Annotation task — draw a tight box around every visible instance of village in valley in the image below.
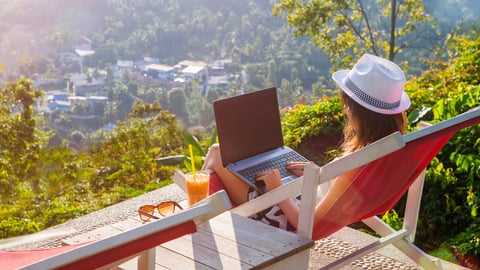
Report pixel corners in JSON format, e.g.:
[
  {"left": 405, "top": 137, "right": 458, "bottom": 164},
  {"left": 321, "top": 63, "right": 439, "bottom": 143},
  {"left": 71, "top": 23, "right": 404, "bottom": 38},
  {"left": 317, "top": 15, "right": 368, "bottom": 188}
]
[{"left": 29, "top": 37, "right": 236, "bottom": 133}]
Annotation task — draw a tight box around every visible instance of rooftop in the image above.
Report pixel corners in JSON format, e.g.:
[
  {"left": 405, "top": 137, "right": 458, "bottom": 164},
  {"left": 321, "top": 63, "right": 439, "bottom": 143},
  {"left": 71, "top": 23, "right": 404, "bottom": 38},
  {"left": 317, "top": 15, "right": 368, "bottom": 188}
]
[{"left": 145, "top": 64, "right": 175, "bottom": 72}]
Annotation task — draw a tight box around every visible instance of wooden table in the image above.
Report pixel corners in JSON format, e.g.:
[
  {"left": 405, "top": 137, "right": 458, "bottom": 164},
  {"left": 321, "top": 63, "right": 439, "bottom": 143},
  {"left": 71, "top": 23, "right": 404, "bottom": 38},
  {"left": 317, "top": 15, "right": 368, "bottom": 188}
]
[{"left": 63, "top": 211, "right": 314, "bottom": 269}]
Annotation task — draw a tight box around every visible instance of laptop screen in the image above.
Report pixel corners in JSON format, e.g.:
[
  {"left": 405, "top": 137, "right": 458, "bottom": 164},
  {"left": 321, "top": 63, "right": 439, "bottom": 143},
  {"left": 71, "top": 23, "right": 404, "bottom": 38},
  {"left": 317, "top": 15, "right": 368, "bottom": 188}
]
[{"left": 213, "top": 87, "right": 284, "bottom": 167}]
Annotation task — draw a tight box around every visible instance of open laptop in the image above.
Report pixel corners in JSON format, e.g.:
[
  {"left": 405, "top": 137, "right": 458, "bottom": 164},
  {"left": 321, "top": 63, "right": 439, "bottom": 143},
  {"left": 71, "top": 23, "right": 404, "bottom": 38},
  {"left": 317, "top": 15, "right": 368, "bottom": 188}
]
[{"left": 213, "top": 87, "right": 309, "bottom": 194}]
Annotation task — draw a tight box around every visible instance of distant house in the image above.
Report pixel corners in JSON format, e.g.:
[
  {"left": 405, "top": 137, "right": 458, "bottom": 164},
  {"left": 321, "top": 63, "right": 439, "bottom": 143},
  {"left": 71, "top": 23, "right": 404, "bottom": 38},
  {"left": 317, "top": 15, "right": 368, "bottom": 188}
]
[
  {"left": 75, "top": 47, "right": 95, "bottom": 71},
  {"left": 86, "top": 96, "right": 108, "bottom": 103},
  {"left": 70, "top": 73, "right": 106, "bottom": 96},
  {"left": 181, "top": 65, "right": 207, "bottom": 82},
  {"left": 45, "top": 91, "right": 71, "bottom": 111},
  {"left": 177, "top": 60, "right": 207, "bottom": 69},
  {"left": 135, "top": 57, "right": 160, "bottom": 71},
  {"left": 205, "top": 74, "right": 230, "bottom": 95},
  {"left": 143, "top": 64, "right": 175, "bottom": 80},
  {"left": 48, "top": 100, "right": 71, "bottom": 111},
  {"left": 116, "top": 60, "right": 134, "bottom": 71},
  {"left": 47, "top": 91, "right": 68, "bottom": 101},
  {"left": 210, "top": 59, "right": 232, "bottom": 76},
  {"left": 143, "top": 57, "right": 159, "bottom": 63}
]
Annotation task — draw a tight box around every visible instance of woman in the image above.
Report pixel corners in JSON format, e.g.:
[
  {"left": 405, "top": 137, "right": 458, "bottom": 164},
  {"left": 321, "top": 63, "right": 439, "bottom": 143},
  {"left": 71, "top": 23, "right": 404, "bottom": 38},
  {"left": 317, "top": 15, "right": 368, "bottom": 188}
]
[{"left": 202, "top": 54, "right": 410, "bottom": 231}]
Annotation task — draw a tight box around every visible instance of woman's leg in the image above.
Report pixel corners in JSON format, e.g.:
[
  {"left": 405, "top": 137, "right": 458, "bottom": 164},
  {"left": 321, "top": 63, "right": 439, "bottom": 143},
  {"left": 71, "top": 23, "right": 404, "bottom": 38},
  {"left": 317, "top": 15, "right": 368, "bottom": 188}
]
[{"left": 202, "top": 144, "right": 250, "bottom": 206}]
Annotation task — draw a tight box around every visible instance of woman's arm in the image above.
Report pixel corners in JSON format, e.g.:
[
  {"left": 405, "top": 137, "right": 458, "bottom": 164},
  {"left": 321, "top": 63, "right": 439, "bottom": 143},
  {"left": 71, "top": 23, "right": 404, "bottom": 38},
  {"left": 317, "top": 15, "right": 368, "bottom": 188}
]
[
  {"left": 255, "top": 169, "right": 301, "bottom": 227},
  {"left": 256, "top": 166, "right": 361, "bottom": 229}
]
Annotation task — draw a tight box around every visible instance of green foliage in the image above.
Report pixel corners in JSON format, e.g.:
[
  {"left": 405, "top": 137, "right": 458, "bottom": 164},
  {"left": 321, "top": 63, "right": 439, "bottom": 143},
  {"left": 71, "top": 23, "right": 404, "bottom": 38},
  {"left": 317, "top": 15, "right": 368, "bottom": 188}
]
[
  {"left": 273, "top": 0, "right": 435, "bottom": 67},
  {"left": 381, "top": 210, "right": 403, "bottom": 231},
  {"left": 449, "top": 224, "right": 480, "bottom": 258},
  {"left": 156, "top": 128, "right": 217, "bottom": 172},
  {"left": 0, "top": 90, "right": 185, "bottom": 238},
  {"left": 90, "top": 103, "right": 184, "bottom": 190},
  {"left": 40, "top": 198, "right": 88, "bottom": 228},
  {"left": 282, "top": 96, "right": 343, "bottom": 147},
  {"left": 0, "top": 217, "right": 39, "bottom": 238},
  {"left": 402, "top": 34, "right": 480, "bottom": 260},
  {"left": 281, "top": 96, "right": 344, "bottom": 164}
]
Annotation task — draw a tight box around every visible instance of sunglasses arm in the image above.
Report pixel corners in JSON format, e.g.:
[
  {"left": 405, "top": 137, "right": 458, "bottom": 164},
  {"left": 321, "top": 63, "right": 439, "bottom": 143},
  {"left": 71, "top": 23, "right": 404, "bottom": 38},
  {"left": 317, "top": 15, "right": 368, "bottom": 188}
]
[{"left": 138, "top": 210, "right": 160, "bottom": 220}]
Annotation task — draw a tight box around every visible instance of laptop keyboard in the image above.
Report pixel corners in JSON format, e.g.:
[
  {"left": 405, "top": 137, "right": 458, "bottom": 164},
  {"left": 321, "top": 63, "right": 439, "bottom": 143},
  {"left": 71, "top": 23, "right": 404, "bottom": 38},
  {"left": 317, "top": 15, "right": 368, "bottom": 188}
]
[{"left": 238, "top": 151, "right": 308, "bottom": 182}]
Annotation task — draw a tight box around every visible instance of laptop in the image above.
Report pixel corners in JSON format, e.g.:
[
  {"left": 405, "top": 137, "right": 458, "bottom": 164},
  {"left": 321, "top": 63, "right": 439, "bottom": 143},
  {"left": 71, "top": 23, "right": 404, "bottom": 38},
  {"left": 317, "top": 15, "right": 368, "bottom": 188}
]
[{"left": 213, "top": 87, "right": 309, "bottom": 194}]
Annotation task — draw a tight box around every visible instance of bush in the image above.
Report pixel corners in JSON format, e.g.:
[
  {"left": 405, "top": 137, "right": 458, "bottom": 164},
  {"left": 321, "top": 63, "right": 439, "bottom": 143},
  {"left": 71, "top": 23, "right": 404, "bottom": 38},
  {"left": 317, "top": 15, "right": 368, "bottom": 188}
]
[
  {"left": 0, "top": 217, "right": 39, "bottom": 238},
  {"left": 281, "top": 96, "right": 344, "bottom": 164}
]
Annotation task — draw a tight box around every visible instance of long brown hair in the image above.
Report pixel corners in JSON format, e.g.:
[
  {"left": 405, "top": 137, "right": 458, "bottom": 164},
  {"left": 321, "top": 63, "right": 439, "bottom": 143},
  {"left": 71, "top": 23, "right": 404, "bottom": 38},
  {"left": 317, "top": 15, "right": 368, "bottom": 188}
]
[{"left": 340, "top": 91, "right": 407, "bottom": 153}]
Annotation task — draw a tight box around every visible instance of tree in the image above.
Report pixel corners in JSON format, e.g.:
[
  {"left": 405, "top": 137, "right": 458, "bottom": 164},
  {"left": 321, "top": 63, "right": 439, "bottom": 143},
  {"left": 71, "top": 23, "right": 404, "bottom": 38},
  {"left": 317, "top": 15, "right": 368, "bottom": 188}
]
[
  {"left": 273, "top": 0, "right": 436, "bottom": 68},
  {"left": 0, "top": 78, "right": 44, "bottom": 199},
  {"left": 167, "top": 88, "right": 189, "bottom": 126}
]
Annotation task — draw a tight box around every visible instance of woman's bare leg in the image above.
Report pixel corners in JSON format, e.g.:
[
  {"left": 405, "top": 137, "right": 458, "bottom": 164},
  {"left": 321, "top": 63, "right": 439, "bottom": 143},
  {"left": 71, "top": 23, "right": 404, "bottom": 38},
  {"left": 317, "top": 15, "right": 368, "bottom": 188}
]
[{"left": 202, "top": 144, "right": 250, "bottom": 205}]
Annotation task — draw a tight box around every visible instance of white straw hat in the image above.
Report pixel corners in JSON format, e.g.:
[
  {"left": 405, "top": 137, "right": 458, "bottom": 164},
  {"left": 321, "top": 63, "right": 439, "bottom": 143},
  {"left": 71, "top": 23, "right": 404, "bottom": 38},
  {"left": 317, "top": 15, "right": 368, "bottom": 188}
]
[{"left": 332, "top": 54, "right": 410, "bottom": 114}]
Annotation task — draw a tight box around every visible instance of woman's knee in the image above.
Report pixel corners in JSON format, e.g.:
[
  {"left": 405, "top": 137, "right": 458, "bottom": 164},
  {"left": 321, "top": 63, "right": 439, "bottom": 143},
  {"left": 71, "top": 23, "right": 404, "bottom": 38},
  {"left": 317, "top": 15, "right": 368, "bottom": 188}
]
[{"left": 203, "top": 144, "right": 222, "bottom": 170}]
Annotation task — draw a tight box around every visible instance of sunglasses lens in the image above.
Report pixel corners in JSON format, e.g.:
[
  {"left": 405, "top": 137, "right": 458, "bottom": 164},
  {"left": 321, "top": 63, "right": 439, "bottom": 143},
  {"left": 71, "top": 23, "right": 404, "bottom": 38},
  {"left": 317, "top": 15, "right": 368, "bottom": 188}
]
[
  {"left": 157, "top": 202, "right": 176, "bottom": 216},
  {"left": 139, "top": 205, "right": 155, "bottom": 221}
]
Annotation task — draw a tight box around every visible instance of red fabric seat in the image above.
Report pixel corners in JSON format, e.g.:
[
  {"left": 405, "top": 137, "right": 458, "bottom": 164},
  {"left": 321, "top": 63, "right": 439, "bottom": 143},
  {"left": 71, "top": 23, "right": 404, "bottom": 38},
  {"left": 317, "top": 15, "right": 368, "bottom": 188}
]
[
  {"left": 208, "top": 172, "right": 236, "bottom": 207},
  {"left": 311, "top": 114, "right": 480, "bottom": 240},
  {"left": 1, "top": 243, "right": 89, "bottom": 270}
]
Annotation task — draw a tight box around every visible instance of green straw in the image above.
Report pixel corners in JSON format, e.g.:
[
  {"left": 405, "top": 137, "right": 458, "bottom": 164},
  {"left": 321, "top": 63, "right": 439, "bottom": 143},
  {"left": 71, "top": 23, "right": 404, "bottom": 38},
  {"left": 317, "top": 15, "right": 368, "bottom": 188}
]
[{"left": 189, "top": 144, "right": 196, "bottom": 178}]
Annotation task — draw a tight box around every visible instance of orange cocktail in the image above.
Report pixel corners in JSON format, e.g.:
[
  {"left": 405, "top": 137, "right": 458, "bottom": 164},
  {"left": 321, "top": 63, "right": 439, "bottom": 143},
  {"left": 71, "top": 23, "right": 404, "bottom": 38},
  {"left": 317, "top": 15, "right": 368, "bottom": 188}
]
[{"left": 185, "top": 171, "right": 210, "bottom": 206}]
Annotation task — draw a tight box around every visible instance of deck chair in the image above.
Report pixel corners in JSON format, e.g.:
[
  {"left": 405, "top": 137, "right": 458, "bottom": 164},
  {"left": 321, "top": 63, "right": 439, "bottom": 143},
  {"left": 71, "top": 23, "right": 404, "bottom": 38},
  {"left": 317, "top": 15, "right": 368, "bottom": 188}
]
[
  {"left": 2, "top": 190, "right": 231, "bottom": 270},
  {"left": 174, "top": 107, "right": 480, "bottom": 269}
]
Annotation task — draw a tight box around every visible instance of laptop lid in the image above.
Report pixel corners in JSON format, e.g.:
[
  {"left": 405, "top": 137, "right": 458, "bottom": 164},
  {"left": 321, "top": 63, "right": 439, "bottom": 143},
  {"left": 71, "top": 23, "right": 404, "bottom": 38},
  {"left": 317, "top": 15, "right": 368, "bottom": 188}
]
[{"left": 213, "top": 87, "right": 284, "bottom": 167}]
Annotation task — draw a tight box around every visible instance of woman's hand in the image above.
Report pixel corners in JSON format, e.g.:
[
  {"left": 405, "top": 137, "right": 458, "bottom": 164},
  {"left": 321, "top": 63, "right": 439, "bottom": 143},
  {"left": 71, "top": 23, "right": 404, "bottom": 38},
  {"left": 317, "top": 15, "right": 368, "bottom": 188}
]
[
  {"left": 286, "top": 161, "right": 314, "bottom": 176},
  {"left": 255, "top": 169, "right": 282, "bottom": 191}
]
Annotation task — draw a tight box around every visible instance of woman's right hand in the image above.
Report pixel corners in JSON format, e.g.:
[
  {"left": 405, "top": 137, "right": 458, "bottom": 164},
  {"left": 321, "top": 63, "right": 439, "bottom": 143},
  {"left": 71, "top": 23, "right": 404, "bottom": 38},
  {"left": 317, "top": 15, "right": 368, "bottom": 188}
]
[{"left": 286, "top": 161, "right": 313, "bottom": 176}]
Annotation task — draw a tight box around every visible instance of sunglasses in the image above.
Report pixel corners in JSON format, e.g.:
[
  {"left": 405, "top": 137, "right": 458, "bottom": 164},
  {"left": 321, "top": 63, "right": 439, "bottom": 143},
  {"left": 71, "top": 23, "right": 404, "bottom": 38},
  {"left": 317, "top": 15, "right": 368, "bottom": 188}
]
[{"left": 138, "top": 201, "right": 183, "bottom": 222}]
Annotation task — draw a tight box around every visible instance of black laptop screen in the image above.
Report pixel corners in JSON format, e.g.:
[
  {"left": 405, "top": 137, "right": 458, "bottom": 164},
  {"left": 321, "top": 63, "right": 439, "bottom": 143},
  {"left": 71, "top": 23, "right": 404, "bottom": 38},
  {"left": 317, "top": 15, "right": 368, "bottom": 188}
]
[{"left": 213, "top": 87, "right": 284, "bottom": 167}]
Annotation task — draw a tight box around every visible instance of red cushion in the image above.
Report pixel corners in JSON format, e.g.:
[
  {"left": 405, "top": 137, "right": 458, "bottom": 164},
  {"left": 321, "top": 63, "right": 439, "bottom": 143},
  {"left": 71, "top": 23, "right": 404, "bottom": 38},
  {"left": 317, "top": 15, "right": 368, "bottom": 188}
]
[
  {"left": 208, "top": 173, "right": 236, "bottom": 207},
  {"left": 1, "top": 242, "right": 90, "bottom": 270},
  {"left": 208, "top": 172, "right": 226, "bottom": 194}
]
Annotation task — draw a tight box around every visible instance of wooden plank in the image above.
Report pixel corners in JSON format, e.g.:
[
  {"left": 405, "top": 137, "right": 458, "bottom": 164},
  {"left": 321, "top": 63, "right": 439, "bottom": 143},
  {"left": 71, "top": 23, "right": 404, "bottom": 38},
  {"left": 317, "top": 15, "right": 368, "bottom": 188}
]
[
  {"left": 184, "top": 228, "right": 274, "bottom": 266},
  {"left": 161, "top": 235, "right": 251, "bottom": 270},
  {"left": 155, "top": 245, "right": 215, "bottom": 270},
  {"left": 174, "top": 228, "right": 271, "bottom": 268},
  {"left": 204, "top": 212, "right": 313, "bottom": 255}
]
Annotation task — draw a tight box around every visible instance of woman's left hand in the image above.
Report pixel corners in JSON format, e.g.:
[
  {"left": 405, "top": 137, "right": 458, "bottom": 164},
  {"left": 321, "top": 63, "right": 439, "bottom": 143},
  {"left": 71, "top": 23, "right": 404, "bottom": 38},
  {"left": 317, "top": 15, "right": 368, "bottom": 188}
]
[
  {"left": 286, "top": 161, "right": 315, "bottom": 176},
  {"left": 255, "top": 169, "right": 282, "bottom": 191}
]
